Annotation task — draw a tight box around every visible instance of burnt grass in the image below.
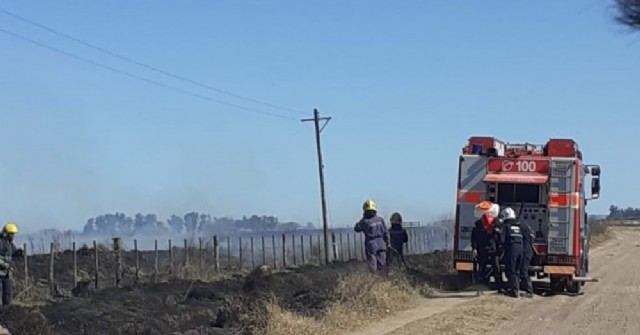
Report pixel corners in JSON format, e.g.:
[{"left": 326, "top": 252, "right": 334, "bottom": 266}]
[{"left": 0, "top": 250, "right": 454, "bottom": 335}]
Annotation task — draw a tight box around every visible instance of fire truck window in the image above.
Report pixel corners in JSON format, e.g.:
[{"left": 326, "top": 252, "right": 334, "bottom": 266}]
[{"left": 497, "top": 183, "right": 540, "bottom": 203}]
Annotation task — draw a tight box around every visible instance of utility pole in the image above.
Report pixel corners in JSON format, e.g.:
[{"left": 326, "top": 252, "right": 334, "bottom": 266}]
[{"left": 302, "top": 109, "right": 332, "bottom": 264}]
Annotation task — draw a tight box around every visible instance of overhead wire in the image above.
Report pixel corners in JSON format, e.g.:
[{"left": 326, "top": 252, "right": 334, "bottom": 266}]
[
  {"left": 0, "top": 27, "right": 299, "bottom": 121},
  {"left": 0, "top": 6, "right": 306, "bottom": 117}
]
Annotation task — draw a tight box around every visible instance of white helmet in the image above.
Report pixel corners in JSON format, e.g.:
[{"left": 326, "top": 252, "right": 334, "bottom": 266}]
[{"left": 500, "top": 207, "right": 516, "bottom": 220}]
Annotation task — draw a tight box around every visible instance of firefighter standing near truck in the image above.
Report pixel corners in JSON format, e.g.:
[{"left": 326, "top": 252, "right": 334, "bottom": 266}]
[
  {"left": 520, "top": 220, "right": 535, "bottom": 298},
  {"left": 500, "top": 207, "right": 532, "bottom": 298},
  {"left": 354, "top": 199, "right": 389, "bottom": 273},
  {"left": 472, "top": 212, "right": 505, "bottom": 291}
]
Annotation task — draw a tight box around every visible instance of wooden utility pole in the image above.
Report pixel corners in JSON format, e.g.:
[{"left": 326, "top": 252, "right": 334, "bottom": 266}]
[{"left": 302, "top": 108, "right": 332, "bottom": 264}]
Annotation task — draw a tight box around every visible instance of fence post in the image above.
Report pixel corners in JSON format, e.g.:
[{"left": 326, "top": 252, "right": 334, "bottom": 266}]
[
  {"left": 308, "top": 235, "right": 313, "bottom": 265},
  {"left": 183, "top": 238, "right": 189, "bottom": 277},
  {"left": 411, "top": 229, "right": 416, "bottom": 254},
  {"left": 213, "top": 235, "right": 219, "bottom": 273},
  {"left": 72, "top": 242, "right": 77, "bottom": 289},
  {"left": 154, "top": 239, "right": 159, "bottom": 283},
  {"left": 134, "top": 239, "right": 139, "bottom": 282},
  {"left": 227, "top": 236, "right": 232, "bottom": 270},
  {"left": 113, "top": 237, "right": 122, "bottom": 288},
  {"left": 300, "top": 235, "right": 305, "bottom": 265},
  {"left": 281, "top": 234, "right": 287, "bottom": 268},
  {"left": 317, "top": 235, "right": 322, "bottom": 265},
  {"left": 261, "top": 236, "right": 266, "bottom": 266},
  {"left": 354, "top": 233, "right": 360, "bottom": 260},
  {"left": 272, "top": 235, "right": 277, "bottom": 269},
  {"left": 339, "top": 233, "right": 344, "bottom": 262},
  {"left": 250, "top": 236, "right": 255, "bottom": 268},
  {"left": 93, "top": 240, "right": 99, "bottom": 289},
  {"left": 347, "top": 233, "right": 352, "bottom": 261},
  {"left": 292, "top": 234, "right": 297, "bottom": 266},
  {"left": 199, "top": 237, "right": 203, "bottom": 274},
  {"left": 168, "top": 239, "right": 174, "bottom": 275},
  {"left": 49, "top": 242, "right": 55, "bottom": 297},
  {"left": 239, "top": 236, "right": 243, "bottom": 271},
  {"left": 331, "top": 232, "right": 337, "bottom": 262}
]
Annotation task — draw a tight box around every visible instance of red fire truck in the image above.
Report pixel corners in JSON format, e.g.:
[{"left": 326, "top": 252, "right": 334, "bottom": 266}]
[{"left": 452, "top": 137, "right": 601, "bottom": 293}]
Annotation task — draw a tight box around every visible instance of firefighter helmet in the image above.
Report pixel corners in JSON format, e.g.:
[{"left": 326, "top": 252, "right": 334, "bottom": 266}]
[
  {"left": 363, "top": 199, "right": 377, "bottom": 212},
  {"left": 500, "top": 207, "right": 516, "bottom": 220},
  {"left": 3, "top": 222, "right": 18, "bottom": 235}
]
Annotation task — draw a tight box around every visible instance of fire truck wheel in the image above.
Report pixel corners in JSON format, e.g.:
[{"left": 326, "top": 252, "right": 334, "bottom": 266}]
[
  {"left": 585, "top": 258, "right": 590, "bottom": 274},
  {"left": 455, "top": 271, "right": 473, "bottom": 290},
  {"left": 567, "top": 280, "right": 581, "bottom": 294},
  {"left": 550, "top": 275, "right": 564, "bottom": 292}
]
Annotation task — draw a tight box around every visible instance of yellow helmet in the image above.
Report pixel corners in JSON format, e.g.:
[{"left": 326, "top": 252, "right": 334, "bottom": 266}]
[
  {"left": 363, "top": 199, "right": 377, "bottom": 212},
  {"left": 3, "top": 222, "right": 18, "bottom": 235}
]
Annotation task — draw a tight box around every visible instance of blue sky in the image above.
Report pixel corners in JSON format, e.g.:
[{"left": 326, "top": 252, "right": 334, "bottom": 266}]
[{"left": 0, "top": 1, "right": 637, "bottom": 233}]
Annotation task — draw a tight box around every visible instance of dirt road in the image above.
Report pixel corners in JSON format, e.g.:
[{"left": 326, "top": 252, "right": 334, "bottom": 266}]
[{"left": 352, "top": 227, "right": 640, "bottom": 335}]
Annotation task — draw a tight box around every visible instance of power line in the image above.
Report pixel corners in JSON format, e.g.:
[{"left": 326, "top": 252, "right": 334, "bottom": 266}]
[
  {"left": 0, "top": 6, "right": 306, "bottom": 117},
  {"left": 0, "top": 27, "right": 298, "bottom": 121}
]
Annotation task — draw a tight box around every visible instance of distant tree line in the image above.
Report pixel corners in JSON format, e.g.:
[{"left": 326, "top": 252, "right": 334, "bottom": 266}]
[
  {"left": 81, "top": 212, "right": 315, "bottom": 237},
  {"left": 607, "top": 205, "right": 640, "bottom": 220}
]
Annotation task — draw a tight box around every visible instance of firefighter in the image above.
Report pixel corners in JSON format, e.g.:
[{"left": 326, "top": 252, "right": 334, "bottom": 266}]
[
  {"left": 520, "top": 220, "right": 535, "bottom": 298},
  {"left": 492, "top": 215, "right": 507, "bottom": 292},
  {"left": 500, "top": 207, "right": 530, "bottom": 298},
  {"left": 0, "top": 222, "right": 18, "bottom": 306},
  {"left": 354, "top": 199, "right": 389, "bottom": 273},
  {"left": 387, "top": 212, "right": 408, "bottom": 268},
  {"left": 472, "top": 212, "right": 505, "bottom": 291}
]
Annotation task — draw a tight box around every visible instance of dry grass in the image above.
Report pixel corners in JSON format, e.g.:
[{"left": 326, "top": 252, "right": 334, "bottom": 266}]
[
  {"left": 263, "top": 272, "right": 421, "bottom": 335},
  {"left": 590, "top": 220, "right": 613, "bottom": 246}
]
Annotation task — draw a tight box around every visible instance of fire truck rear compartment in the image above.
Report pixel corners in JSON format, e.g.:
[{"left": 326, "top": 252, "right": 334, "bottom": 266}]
[{"left": 490, "top": 180, "right": 551, "bottom": 263}]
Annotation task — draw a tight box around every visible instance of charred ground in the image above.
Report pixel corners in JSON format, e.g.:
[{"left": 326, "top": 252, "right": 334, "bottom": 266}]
[{"left": 0, "top": 250, "right": 454, "bottom": 335}]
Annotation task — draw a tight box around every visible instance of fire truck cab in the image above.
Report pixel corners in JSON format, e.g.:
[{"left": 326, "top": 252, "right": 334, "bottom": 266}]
[{"left": 452, "top": 137, "right": 601, "bottom": 293}]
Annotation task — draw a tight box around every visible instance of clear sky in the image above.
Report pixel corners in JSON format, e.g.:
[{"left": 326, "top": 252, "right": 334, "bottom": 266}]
[{"left": 0, "top": 1, "right": 637, "bottom": 233}]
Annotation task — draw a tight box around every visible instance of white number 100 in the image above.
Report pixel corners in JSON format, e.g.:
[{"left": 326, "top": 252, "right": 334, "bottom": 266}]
[{"left": 516, "top": 161, "right": 536, "bottom": 172}]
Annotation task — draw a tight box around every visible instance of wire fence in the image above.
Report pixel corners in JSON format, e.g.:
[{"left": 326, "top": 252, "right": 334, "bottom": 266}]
[{"left": 10, "top": 226, "right": 451, "bottom": 300}]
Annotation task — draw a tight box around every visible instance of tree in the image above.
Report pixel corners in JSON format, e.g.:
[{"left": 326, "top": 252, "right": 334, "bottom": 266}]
[
  {"left": 615, "top": 0, "right": 640, "bottom": 30},
  {"left": 607, "top": 204, "right": 640, "bottom": 219}
]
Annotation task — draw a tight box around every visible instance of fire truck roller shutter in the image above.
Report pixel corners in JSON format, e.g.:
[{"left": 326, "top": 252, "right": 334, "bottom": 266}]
[{"left": 483, "top": 173, "right": 548, "bottom": 184}]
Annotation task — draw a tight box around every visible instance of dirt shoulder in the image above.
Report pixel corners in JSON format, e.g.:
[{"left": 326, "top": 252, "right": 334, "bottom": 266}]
[{"left": 360, "top": 227, "right": 635, "bottom": 335}]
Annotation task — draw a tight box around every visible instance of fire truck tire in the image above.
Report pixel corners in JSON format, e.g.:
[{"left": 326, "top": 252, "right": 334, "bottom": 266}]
[
  {"left": 455, "top": 271, "right": 473, "bottom": 290},
  {"left": 585, "top": 258, "right": 590, "bottom": 274},
  {"left": 550, "top": 275, "right": 564, "bottom": 292},
  {"left": 567, "top": 280, "right": 581, "bottom": 294}
]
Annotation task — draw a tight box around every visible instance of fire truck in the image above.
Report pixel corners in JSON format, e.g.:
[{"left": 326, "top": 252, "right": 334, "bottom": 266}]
[{"left": 452, "top": 137, "right": 601, "bottom": 293}]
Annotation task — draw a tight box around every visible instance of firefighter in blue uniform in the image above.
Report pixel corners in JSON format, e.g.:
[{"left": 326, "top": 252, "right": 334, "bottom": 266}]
[
  {"left": 500, "top": 207, "right": 532, "bottom": 298},
  {"left": 520, "top": 219, "right": 535, "bottom": 298},
  {"left": 387, "top": 212, "right": 408, "bottom": 268},
  {"left": 354, "top": 199, "right": 389, "bottom": 273}
]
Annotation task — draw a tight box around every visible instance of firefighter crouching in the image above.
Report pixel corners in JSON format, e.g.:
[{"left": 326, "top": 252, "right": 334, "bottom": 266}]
[
  {"left": 471, "top": 207, "right": 505, "bottom": 292},
  {"left": 387, "top": 212, "right": 408, "bottom": 268},
  {"left": 0, "top": 222, "right": 19, "bottom": 306},
  {"left": 354, "top": 199, "right": 389, "bottom": 273},
  {"left": 501, "top": 207, "right": 533, "bottom": 298}
]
